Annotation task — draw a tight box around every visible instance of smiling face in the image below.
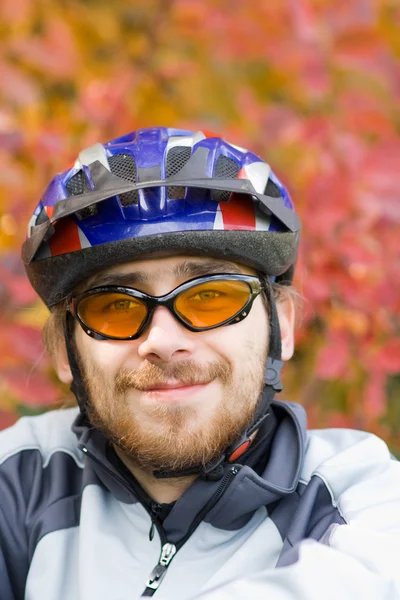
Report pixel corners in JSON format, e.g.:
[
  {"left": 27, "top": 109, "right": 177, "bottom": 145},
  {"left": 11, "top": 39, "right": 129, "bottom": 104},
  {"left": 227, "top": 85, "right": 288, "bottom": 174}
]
[{"left": 56, "top": 256, "right": 293, "bottom": 473}]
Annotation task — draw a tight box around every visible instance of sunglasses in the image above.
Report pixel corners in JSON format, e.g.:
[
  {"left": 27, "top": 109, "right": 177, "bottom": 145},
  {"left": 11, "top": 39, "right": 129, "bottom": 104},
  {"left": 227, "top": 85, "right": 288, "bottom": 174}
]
[{"left": 67, "top": 274, "right": 265, "bottom": 341}]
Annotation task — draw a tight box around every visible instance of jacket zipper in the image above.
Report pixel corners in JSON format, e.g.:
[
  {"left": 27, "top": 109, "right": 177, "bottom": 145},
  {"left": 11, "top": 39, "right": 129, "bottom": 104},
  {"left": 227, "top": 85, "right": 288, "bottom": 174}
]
[
  {"left": 81, "top": 446, "right": 238, "bottom": 597},
  {"left": 141, "top": 543, "right": 177, "bottom": 596},
  {"left": 141, "top": 466, "right": 238, "bottom": 596}
]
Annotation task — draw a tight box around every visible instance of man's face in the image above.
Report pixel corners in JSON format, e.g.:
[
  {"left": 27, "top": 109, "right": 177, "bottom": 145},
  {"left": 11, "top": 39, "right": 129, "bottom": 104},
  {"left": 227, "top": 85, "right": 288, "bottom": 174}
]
[{"left": 66, "top": 256, "right": 270, "bottom": 472}]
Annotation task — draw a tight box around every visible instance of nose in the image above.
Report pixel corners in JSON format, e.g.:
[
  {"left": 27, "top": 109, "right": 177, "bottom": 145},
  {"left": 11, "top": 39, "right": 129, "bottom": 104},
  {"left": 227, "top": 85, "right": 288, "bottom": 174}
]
[{"left": 137, "top": 306, "right": 195, "bottom": 363}]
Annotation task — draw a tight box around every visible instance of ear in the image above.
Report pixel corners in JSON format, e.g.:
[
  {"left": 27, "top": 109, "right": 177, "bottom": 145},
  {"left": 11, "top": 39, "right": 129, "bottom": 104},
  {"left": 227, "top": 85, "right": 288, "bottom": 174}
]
[
  {"left": 53, "top": 342, "right": 73, "bottom": 385},
  {"left": 276, "top": 295, "right": 295, "bottom": 361}
]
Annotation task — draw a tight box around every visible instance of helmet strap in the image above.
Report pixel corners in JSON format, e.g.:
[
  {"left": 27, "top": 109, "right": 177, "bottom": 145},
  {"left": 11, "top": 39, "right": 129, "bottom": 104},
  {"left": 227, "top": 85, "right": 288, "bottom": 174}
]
[
  {"left": 222, "top": 282, "right": 283, "bottom": 474},
  {"left": 65, "top": 313, "right": 91, "bottom": 415}
]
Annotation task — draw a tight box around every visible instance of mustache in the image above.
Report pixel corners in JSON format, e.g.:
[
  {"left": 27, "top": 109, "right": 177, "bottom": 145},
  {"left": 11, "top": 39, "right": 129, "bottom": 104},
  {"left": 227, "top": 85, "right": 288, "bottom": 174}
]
[{"left": 115, "top": 359, "right": 232, "bottom": 394}]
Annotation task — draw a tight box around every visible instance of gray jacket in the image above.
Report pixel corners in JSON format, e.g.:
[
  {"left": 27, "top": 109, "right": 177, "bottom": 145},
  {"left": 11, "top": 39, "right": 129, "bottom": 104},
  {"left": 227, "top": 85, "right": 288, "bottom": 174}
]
[{"left": 0, "top": 400, "right": 399, "bottom": 599}]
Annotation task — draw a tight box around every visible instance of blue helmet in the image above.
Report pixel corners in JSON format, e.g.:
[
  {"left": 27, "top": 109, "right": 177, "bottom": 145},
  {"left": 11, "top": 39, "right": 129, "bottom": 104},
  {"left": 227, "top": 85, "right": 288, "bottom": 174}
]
[{"left": 23, "top": 127, "right": 300, "bottom": 308}]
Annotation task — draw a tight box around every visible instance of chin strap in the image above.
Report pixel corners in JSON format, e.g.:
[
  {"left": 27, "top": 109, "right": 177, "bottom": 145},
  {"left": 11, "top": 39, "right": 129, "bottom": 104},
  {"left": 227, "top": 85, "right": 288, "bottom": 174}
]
[
  {"left": 65, "top": 313, "right": 91, "bottom": 414},
  {"left": 65, "top": 281, "right": 284, "bottom": 482}
]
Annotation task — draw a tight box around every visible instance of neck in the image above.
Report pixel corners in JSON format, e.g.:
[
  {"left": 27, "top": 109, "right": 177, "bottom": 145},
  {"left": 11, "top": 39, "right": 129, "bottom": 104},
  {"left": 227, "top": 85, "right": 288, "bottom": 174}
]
[
  {"left": 113, "top": 445, "right": 197, "bottom": 504},
  {"left": 113, "top": 426, "right": 261, "bottom": 503}
]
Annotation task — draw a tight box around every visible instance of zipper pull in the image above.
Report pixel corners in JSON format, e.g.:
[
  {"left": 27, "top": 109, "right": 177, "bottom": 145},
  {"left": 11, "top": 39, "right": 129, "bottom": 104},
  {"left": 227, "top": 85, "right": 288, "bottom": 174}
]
[
  {"left": 149, "top": 521, "right": 155, "bottom": 542},
  {"left": 148, "top": 503, "right": 162, "bottom": 542},
  {"left": 145, "top": 543, "right": 177, "bottom": 591}
]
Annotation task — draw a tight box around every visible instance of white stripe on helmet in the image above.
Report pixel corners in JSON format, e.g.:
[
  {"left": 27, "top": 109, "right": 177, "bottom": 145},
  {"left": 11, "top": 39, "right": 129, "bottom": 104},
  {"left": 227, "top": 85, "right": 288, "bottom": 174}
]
[
  {"left": 242, "top": 161, "right": 271, "bottom": 194},
  {"left": 77, "top": 226, "right": 91, "bottom": 249},
  {"left": 74, "top": 143, "right": 110, "bottom": 170},
  {"left": 165, "top": 131, "right": 206, "bottom": 152},
  {"left": 213, "top": 205, "right": 224, "bottom": 230}
]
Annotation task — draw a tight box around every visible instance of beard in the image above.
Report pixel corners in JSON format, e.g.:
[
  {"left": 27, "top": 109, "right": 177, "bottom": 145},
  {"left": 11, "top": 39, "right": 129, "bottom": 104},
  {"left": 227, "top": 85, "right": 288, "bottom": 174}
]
[{"left": 78, "top": 349, "right": 266, "bottom": 474}]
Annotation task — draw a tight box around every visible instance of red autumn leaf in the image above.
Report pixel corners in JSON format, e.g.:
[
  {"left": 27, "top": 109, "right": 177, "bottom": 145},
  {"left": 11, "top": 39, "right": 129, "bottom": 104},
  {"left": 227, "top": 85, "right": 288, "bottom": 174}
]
[
  {"left": 261, "top": 106, "right": 302, "bottom": 146},
  {"left": 0, "top": 264, "right": 38, "bottom": 306},
  {"left": 358, "top": 139, "right": 400, "bottom": 223},
  {"left": 305, "top": 192, "right": 350, "bottom": 238},
  {"left": 336, "top": 88, "right": 393, "bottom": 137},
  {"left": 326, "top": 413, "right": 356, "bottom": 428},
  {"left": 1, "top": 369, "right": 60, "bottom": 406},
  {"left": 1, "top": 323, "right": 47, "bottom": 366},
  {"left": 334, "top": 27, "right": 383, "bottom": 55},
  {"left": 297, "top": 116, "right": 333, "bottom": 146},
  {"left": 0, "top": 0, "right": 33, "bottom": 26},
  {"left": 288, "top": 0, "right": 319, "bottom": 43},
  {"left": 299, "top": 50, "right": 332, "bottom": 99},
  {"left": 317, "top": 331, "right": 351, "bottom": 380},
  {"left": 0, "top": 411, "right": 18, "bottom": 431},
  {"left": 10, "top": 17, "right": 78, "bottom": 79},
  {"left": 374, "top": 341, "right": 400, "bottom": 374},
  {"left": 320, "top": 0, "right": 377, "bottom": 33},
  {"left": 78, "top": 71, "right": 136, "bottom": 126},
  {"left": 303, "top": 273, "right": 331, "bottom": 304},
  {"left": 364, "top": 370, "right": 386, "bottom": 418},
  {"left": 0, "top": 62, "right": 40, "bottom": 106}
]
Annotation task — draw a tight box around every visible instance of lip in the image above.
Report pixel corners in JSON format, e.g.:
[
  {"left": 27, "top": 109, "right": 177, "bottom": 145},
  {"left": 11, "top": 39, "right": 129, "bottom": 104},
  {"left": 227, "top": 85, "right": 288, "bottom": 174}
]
[
  {"left": 142, "top": 382, "right": 210, "bottom": 403},
  {"left": 145, "top": 380, "right": 202, "bottom": 391}
]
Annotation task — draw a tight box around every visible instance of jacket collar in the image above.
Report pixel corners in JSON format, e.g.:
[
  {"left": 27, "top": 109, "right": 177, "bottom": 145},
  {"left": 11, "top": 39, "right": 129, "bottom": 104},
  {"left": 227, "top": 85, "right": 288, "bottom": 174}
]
[{"left": 72, "top": 400, "right": 306, "bottom": 542}]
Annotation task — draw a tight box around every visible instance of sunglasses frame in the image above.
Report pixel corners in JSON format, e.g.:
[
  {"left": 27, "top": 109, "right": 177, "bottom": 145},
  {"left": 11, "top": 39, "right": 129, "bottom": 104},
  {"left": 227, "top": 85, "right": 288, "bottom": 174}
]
[{"left": 67, "top": 274, "right": 265, "bottom": 341}]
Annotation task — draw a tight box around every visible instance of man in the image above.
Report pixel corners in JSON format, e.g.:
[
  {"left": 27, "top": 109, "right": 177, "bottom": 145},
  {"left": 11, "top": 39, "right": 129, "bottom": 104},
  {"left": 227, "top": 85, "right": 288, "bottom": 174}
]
[{"left": 1, "top": 127, "right": 399, "bottom": 599}]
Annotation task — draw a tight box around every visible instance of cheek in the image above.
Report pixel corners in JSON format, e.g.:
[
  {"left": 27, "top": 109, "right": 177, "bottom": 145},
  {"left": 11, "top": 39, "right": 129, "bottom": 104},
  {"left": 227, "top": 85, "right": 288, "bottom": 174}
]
[
  {"left": 208, "top": 302, "right": 269, "bottom": 370},
  {"left": 76, "top": 329, "right": 137, "bottom": 374}
]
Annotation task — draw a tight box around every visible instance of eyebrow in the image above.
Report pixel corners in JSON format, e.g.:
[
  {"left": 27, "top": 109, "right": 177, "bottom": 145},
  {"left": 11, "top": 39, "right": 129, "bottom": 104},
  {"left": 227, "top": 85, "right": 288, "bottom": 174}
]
[{"left": 85, "top": 259, "right": 243, "bottom": 290}]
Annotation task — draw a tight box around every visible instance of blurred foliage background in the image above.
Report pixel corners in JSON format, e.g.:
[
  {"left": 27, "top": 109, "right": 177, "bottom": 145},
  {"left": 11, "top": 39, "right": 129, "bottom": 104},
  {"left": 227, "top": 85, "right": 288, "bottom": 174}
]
[{"left": 0, "top": 0, "right": 399, "bottom": 453}]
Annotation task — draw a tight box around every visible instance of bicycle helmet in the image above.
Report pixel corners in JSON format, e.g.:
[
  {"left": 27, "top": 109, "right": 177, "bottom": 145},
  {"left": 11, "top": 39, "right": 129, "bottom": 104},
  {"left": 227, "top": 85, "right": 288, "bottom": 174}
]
[{"left": 22, "top": 127, "right": 300, "bottom": 307}]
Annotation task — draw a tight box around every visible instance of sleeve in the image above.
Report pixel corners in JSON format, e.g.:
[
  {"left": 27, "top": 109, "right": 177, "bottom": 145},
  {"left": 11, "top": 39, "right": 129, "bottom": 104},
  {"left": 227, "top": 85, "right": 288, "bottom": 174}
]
[
  {"left": 0, "top": 448, "right": 41, "bottom": 600},
  {"left": 0, "top": 507, "right": 26, "bottom": 600},
  {"left": 186, "top": 535, "right": 400, "bottom": 599},
  {"left": 183, "top": 433, "right": 400, "bottom": 600}
]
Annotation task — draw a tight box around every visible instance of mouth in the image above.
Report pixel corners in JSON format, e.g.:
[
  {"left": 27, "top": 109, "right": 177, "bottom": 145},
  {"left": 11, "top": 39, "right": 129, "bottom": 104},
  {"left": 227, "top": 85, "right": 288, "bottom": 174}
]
[
  {"left": 145, "top": 380, "right": 204, "bottom": 391},
  {"left": 141, "top": 380, "right": 212, "bottom": 403}
]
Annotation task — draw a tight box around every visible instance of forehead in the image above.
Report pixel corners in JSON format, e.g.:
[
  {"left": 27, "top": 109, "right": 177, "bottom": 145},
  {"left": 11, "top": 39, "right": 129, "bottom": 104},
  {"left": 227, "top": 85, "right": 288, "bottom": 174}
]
[{"left": 84, "top": 255, "right": 257, "bottom": 289}]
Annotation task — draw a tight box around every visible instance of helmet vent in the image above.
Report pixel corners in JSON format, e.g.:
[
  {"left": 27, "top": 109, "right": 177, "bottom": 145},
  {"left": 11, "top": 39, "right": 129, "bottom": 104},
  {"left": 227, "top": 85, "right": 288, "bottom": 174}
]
[
  {"left": 264, "top": 179, "right": 281, "bottom": 198},
  {"left": 166, "top": 146, "right": 192, "bottom": 199},
  {"left": 108, "top": 153, "right": 139, "bottom": 206},
  {"left": 211, "top": 155, "right": 239, "bottom": 202},
  {"left": 66, "top": 170, "right": 98, "bottom": 220}
]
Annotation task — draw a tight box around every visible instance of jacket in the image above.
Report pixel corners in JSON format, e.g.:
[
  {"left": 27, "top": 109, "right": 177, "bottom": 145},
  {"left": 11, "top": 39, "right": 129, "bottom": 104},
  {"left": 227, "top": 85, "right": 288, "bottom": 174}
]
[{"left": 0, "top": 400, "right": 399, "bottom": 600}]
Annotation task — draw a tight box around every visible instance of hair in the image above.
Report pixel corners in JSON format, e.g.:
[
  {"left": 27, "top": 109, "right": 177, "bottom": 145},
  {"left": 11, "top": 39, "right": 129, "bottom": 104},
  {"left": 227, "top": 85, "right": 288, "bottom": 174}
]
[{"left": 42, "top": 280, "right": 303, "bottom": 360}]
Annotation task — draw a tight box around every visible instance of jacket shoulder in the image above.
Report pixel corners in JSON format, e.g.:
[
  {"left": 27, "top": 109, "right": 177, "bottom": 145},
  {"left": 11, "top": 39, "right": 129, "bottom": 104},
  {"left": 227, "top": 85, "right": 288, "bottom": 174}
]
[
  {"left": 0, "top": 407, "right": 82, "bottom": 467},
  {"left": 301, "top": 428, "right": 392, "bottom": 482},
  {"left": 300, "top": 428, "right": 399, "bottom": 524}
]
